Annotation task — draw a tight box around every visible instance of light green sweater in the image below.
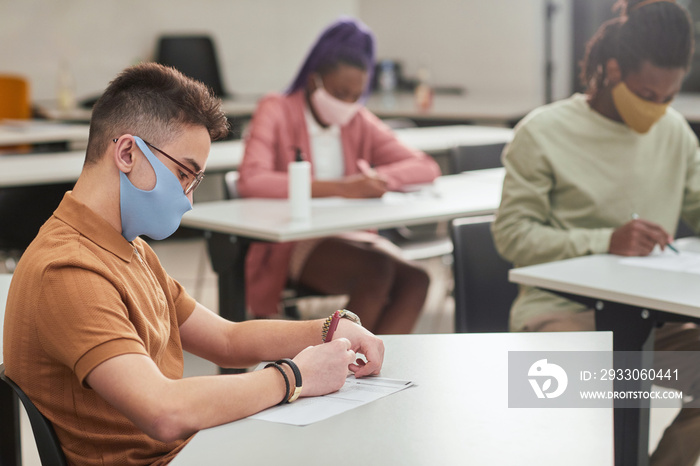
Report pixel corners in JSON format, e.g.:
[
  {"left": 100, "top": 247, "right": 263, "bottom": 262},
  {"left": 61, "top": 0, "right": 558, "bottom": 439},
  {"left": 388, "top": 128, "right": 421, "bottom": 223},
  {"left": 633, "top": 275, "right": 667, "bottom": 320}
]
[{"left": 492, "top": 93, "right": 700, "bottom": 331}]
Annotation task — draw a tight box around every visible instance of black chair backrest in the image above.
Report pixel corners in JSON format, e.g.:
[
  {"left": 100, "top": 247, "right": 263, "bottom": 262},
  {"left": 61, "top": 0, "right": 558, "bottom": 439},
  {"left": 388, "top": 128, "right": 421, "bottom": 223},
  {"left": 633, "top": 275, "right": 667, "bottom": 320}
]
[
  {"left": 0, "top": 364, "right": 67, "bottom": 466},
  {"left": 449, "top": 142, "right": 506, "bottom": 174},
  {"left": 156, "top": 35, "right": 227, "bottom": 98},
  {"left": 676, "top": 218, "right": 695, "bottom": 239},
  {"left": 450, "top": 215, "right": 518, "bottom": 333}
]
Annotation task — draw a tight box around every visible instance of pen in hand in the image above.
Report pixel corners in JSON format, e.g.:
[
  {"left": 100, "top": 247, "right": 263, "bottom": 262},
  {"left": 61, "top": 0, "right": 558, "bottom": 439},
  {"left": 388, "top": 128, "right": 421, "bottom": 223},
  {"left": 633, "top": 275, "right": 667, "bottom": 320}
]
[
  {"left": 631, "top": 212, "right": 679, "bottom": 254},
  {"left": 357, "top": 159, "right": 377, "bottom": 178}
]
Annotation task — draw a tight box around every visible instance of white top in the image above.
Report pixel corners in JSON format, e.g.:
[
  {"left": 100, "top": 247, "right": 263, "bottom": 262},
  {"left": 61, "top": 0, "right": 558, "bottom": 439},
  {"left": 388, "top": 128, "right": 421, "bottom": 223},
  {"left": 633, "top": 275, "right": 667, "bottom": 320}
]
[
  {"left": 304, "top": 106, "right": 344, "bottom": 180},
  {"left": 171, "top": 332, "right": 613, "bottom": 466}
]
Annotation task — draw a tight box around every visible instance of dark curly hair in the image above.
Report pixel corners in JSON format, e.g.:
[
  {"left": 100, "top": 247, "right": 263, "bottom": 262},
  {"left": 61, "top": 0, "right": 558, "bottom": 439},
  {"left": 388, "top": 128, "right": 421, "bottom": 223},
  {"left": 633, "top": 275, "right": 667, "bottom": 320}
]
[{"left": 579, "top": 0, "right": 693, "bottom": 96}]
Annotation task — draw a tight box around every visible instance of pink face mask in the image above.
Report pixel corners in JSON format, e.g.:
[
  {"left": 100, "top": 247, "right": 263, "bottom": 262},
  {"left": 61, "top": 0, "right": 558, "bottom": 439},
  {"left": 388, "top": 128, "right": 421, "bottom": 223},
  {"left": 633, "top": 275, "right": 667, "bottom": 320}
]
[{"left": 310, "top": 77, "right": 361, "bottom": 127}]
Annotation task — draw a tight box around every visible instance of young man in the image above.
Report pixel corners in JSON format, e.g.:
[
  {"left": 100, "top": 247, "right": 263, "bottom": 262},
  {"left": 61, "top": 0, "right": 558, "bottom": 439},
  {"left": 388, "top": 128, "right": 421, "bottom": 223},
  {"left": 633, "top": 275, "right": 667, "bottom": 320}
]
[
  {"left": 493, "top": 1, "right": 700, "bottom": 464},
  {"left": 3, "top": 63, "right": 384, "bottom": 466}
]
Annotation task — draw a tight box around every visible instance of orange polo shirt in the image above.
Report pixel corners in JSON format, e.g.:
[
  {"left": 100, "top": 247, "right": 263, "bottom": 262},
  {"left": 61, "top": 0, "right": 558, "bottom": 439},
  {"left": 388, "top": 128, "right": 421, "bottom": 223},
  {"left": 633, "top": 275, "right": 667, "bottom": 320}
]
[{"left": 3, "top": 192, "right": 197, "bottom": 465}]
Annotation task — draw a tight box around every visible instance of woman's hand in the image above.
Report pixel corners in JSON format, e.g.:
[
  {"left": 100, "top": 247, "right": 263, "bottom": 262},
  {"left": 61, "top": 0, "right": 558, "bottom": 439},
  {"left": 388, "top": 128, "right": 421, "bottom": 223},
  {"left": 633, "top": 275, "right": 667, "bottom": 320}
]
[{"left": 340, "top": 173, "right": 388, "bottom": 198}]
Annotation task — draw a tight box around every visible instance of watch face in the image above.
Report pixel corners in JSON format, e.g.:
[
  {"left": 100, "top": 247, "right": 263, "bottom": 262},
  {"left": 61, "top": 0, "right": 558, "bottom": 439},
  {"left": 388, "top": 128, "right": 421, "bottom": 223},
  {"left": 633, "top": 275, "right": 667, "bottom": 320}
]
[{"left": 340, "top": 309, "right": 361, "bottom": 326}]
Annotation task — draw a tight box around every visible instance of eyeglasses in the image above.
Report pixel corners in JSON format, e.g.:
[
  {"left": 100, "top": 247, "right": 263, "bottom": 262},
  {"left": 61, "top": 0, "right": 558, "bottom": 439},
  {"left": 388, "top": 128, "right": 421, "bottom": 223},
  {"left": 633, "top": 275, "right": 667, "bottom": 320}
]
[{"left": 113, "top": 138, "right": 205, "bottom": 194}]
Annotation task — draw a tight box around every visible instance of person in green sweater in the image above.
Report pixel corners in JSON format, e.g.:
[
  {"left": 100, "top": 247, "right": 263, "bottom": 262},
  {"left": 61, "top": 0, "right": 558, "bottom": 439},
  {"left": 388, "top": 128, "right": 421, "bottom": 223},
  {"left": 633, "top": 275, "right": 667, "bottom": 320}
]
[{"left": 493, "top": 0, "right": 700, "bottom": 464}]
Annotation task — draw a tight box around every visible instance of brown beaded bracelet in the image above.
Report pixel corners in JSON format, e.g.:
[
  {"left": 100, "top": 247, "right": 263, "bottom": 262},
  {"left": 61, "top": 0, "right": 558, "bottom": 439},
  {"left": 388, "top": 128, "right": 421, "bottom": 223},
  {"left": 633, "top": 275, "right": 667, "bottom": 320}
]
[{"left": 265, "top": 362, "right": 289, "bottom": 406}]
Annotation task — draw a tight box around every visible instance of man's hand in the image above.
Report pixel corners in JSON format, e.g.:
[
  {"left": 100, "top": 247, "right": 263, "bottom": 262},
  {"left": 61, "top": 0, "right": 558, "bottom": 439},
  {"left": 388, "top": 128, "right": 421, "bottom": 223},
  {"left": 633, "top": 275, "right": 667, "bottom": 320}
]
[
  {"left": 292, "top": 338, "right": 356, "bottom": 397},
  {"left": 331, "top": 319, "right": 384, "bottom": 378},
  {"left": 609, "top": 219, "right": 674, "bottom": 256}
]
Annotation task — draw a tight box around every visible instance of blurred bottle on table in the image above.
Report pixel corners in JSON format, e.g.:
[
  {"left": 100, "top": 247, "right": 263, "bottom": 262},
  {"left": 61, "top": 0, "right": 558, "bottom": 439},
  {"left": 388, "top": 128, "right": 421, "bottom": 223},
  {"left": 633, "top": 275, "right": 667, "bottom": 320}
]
[
  {"left": 414, "top": 67, "right": 433, "bottom": 111},
  {"left": 378, "top": 59, "right": 397, "bottom": 93},
  {"left": 289, "top": 147, "right": 311, "bottom": 222},
  {"left": 57, "top": 60, "right": 76, "bottom": 111}
]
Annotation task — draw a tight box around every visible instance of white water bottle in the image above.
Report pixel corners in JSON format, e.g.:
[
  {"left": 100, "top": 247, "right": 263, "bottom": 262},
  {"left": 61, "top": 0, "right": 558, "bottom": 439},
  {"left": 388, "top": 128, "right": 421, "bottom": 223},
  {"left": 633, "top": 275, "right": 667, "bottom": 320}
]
[{"left": 289, "top": 148, "right": 311, "bottom": 221}]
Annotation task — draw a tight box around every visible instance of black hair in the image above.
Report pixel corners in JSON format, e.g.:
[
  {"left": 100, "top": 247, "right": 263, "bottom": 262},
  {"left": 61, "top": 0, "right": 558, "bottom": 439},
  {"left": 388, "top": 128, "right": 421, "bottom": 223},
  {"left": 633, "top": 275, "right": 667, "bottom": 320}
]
[{"left": 579, "top": 0, "right": 693, "bottom": 96}]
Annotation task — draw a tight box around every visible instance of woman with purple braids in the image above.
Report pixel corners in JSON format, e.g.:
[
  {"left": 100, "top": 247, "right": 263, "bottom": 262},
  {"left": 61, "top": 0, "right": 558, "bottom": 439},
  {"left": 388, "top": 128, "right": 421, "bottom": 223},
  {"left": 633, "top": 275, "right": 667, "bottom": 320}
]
[{"left": 237, "top": 18, "right": 441, "bottom": 333}]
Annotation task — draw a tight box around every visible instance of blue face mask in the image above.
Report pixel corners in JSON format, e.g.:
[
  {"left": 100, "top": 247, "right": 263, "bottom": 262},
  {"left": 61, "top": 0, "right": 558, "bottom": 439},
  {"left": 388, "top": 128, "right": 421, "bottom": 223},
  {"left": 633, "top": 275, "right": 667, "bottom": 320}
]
[{"left": 119, "top": 137, "right": 192, "bottom": 242}]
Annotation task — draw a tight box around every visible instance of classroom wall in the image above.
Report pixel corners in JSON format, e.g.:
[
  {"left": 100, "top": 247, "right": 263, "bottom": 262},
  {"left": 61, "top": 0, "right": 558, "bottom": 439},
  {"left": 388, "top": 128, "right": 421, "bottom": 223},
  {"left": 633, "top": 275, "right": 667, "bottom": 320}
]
[
  {"left": 0, "top": 0, "right": 357, "bottom": 102},
  {"left": 0, "top": 0, "right": 571, "bottom": 105},
  {"left": 358, "top": 0, "right": 572, "bottom": 103}
]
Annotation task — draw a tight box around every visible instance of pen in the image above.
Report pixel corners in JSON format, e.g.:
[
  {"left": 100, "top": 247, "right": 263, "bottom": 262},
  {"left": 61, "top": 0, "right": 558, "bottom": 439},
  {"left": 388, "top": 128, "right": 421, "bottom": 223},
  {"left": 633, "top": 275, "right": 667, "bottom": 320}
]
[
  {"left": 323, "top": 310, "right": 341, "bottom": 343},
  {"left": 357, "top": 159, "right": 376, "bottom": 178}
]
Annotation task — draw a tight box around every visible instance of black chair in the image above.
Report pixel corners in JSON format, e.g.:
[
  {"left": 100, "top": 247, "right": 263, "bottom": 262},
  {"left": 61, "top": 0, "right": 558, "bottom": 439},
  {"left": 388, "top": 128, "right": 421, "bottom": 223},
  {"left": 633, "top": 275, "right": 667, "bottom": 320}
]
[
  {"left": 449, "top": 142, "right": 506, "bottom": 174},
  {"left": 450, "top": 215, "right": 518, "bottom": 333},
  {"left": 155, "top": 35, "right": 228, "bottom": 98},
  {"left": 0, "top": 363, "right": 67, "bottom": 466},
  {"left": 676, "top": 218, "right": 695, "bottom": 239}
]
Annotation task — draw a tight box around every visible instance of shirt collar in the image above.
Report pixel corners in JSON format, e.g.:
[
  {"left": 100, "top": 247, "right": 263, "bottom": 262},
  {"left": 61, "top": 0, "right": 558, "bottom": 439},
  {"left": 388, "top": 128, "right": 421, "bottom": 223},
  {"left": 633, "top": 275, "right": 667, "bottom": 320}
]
[{"left": 53, "top": 192, "right": 135, "bottom": 262}]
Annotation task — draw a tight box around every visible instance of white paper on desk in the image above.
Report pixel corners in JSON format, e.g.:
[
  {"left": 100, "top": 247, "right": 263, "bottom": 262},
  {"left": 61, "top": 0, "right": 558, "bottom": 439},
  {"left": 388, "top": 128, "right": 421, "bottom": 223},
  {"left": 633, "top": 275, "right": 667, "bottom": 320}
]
[
  {"left": 619, "top": 249, "right": 700, "bottom": 274},
  {"left": 248, "top": 375, "right": 413, "bottom": 426}
]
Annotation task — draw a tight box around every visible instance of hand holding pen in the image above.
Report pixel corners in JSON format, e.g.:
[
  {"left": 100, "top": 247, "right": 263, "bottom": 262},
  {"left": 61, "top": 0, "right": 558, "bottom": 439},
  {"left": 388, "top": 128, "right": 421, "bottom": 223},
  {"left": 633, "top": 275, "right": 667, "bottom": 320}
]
[
  {"left": 324, "top": 314, "right": 384, "bottom": 378},
  {"left": 356, "top": 159, "right": 389, "bottom": 185},
  {"left": 338, "top": 159, "right": 388, "bottom": 198},
  {"left": 609, "top": 214, "right": 678, "bottom": 256}
]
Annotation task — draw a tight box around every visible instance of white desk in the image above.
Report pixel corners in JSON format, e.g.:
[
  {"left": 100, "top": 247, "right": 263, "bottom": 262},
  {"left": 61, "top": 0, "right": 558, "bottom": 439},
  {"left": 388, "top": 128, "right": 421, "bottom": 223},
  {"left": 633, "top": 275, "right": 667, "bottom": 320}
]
[
  {"left": 0, "top": 274, "right": 15, "bottom": 466},
  {"left": 0, "top": 126, "right": 510, "bottom": 188},
  {"left": 182, "top": 169, "right": 504, "bottom": 242},
  {"left": 35, "top": 96, "right": 262, "bottom": 122},
  {"left": 366, "top": 92, "right": 538, "bottom": 125},
  {"left": 393, "top": 124, "right": 512, "bottom": 153},
  {"left": 0, "top": 140, "right": 244, "bottom": 188},
  {"left": 171, "top": 332, "right": 614, "bottom": 466},
  {"left": 38, "top": 92, "right": 535, "bottom": 127},
  {"left": 509, "top": 237, "right": 700, "bottom": 466},
  {"left": 0, "top": 273, "right": 12, "bottom": 365},
  {"left": 0, "top": 121, "right": 89, "bottom": 148},
  {"left": 509, "top": 237, "right": 700, "bottom": 323},
  {"left": 182, "top": 168, "right": 504, "bottom": 326}
]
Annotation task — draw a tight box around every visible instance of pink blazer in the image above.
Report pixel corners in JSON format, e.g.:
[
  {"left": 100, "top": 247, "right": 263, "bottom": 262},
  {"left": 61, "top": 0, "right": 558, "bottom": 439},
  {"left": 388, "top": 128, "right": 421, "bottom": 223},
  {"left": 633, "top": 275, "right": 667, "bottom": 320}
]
[{"left": 238, "top": 90, "right": 441, "bottom": 316}]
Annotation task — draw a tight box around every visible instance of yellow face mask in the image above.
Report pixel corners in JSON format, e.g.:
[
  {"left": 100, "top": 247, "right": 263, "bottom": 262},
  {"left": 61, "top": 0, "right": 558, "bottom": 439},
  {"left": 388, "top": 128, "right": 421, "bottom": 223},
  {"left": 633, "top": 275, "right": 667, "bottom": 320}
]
[{"left": 611, "top": 82, "right": 669, "bottom": 134}]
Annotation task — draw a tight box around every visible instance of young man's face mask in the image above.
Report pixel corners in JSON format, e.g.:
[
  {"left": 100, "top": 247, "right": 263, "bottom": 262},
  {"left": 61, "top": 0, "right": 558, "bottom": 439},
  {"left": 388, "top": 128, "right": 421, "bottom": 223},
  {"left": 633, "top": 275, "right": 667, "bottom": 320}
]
[{"left": 119, "top": 136, "right": 192, "bottom": 242}]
